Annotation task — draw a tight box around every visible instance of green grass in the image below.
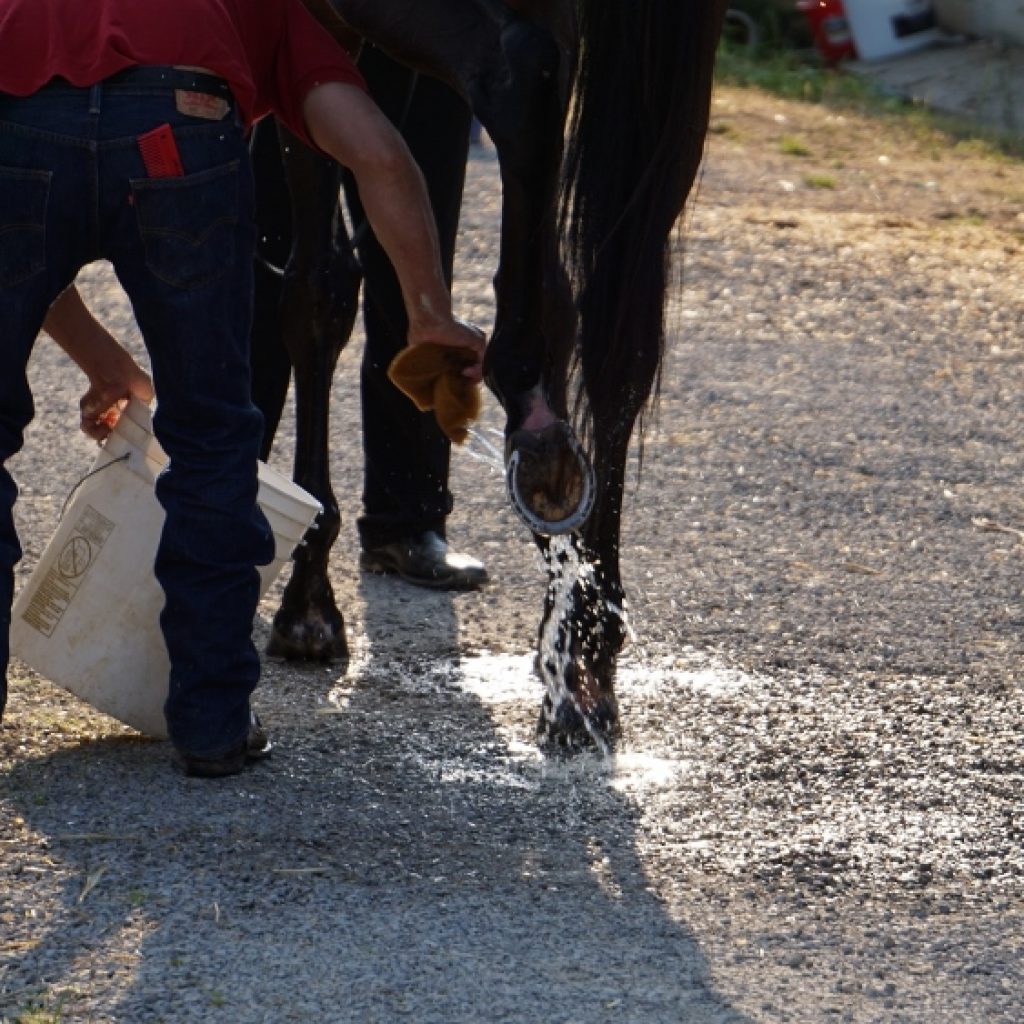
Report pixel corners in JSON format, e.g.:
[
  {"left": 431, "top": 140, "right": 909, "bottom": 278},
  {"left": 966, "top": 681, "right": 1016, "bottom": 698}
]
[
  {"left": 715, "top": 41, "right": 1024, "bottom": 160},
  {"left": 13, "top": 998, "right": 64, "bottom": 1024},
  {"left": 804, "top": 173, "right": 838, "bottom": 189},
  {"left": 716, "top": 42, "right": 893, "bottom": 110},
  {"left": 779, "top": 134, "right": 811, "bottom": 157}
]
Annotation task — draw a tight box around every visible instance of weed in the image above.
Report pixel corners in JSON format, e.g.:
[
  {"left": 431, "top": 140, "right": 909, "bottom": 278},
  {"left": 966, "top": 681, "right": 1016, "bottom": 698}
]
[
  {"left": 780, "top": 134, "right": 811, "bottom": 157},
  {"left": 805, "top": 173, "right": 837, "bottom": 189},
  {"left": 13, "top": 995, "right": 64, "bottom": 1024}
]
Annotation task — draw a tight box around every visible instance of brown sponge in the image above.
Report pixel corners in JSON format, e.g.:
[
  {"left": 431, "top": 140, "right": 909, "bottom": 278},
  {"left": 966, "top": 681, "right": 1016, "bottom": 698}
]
[{"left": 386, "top": 342, "right": 482, "bottom": 444}]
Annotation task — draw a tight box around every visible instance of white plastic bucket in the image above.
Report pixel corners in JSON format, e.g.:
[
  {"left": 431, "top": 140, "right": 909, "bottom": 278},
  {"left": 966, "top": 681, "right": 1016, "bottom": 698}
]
[
  {"left": 843, "top": 0, "right": 940, "bottom": 60},
  {"left": 10, "top": 399, "right": 321, "bottom": 739}
]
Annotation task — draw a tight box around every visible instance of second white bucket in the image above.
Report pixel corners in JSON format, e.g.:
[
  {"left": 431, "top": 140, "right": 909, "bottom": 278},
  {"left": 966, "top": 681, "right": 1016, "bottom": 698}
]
[{"left": 10, "top": 399, "right": 321, "bottom": 739}]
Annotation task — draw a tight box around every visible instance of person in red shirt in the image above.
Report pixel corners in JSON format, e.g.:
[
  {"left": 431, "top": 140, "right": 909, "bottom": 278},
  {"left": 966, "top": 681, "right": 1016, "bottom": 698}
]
[{"left": 0, "top": 0, "right": 485, "bottom": 777}]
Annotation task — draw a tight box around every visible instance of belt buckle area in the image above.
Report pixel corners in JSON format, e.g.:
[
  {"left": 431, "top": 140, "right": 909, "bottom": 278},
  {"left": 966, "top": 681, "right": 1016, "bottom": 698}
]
[
  {"left": 170, "top": 67, "right": 233, "bottom": 120},
  {"left": 172, "top": 66, "right": 218, "bottom": 78},
  {"left": 174, "top": 88, "right": 231, "bottom": 122}
]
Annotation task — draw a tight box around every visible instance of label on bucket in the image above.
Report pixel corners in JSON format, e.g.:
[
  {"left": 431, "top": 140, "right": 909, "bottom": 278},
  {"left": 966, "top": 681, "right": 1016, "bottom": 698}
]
[{"left": 19, "top": 505, "right": 115, "bottom": 638}]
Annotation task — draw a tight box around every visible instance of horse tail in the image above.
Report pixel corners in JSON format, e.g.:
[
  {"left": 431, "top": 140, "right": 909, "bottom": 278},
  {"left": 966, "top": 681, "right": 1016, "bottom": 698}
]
[{"left": 560, "top": 0, "right": 727, "bottom": 444}]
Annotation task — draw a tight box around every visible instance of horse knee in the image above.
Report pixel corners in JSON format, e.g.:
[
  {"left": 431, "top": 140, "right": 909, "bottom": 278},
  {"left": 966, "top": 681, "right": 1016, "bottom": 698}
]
[
  {"left": 476, "top": 20, "right": 562, "bottom": 151},
  {"left": 501, "top": 19, "right": 561, "bottom": 88}
]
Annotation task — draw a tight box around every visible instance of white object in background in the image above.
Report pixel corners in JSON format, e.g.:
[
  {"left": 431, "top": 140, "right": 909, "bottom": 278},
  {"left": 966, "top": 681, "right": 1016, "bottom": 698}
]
[{"left": 844, "top": 0, "right": 940, "bottom": 60}]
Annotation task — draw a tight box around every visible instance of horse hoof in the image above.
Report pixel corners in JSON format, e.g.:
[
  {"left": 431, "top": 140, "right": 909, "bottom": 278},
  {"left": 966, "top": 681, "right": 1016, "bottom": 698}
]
[
  {"left": 267, "top": 613, "right": 349, "bottom": 664},
  {"left": 536, "top": 693, "right": 620, "bottom": 755},
  {"left": 506, "top": 421, "right": 595, "bottom": 536}
]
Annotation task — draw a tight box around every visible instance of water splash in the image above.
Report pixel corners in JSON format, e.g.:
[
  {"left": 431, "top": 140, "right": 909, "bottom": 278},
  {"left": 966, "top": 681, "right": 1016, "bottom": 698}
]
[
  {"left": 618, "top": 652, "right": 754, "bottom": 697},
  {"left": 537, "top": 535, "right": 613, "bottom": 755},
  {"left": 323, "top": 647, "right": 755, "bottom": 793},
  {"left": 454, "top": 653, "right": 538, "bottom": 702},
  {"left": 460, "top": 426, "right": 505, "bottom": 473}
]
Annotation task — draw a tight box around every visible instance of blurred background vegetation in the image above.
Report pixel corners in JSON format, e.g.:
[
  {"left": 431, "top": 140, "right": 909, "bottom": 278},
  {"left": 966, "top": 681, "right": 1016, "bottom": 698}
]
[{"left": 716, "top": 0, "right": 1024, "bottom": 157}]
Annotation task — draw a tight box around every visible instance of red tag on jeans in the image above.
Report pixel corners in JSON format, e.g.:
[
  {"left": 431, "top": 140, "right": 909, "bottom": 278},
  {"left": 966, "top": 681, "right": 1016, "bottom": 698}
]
[{"left": 137, "top": 124, "right": 184, "bottom": 178}]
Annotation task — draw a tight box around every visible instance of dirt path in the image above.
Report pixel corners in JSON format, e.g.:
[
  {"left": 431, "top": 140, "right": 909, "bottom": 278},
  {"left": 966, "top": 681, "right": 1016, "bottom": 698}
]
[{"left": 2, "top": 84, "right": 1023, "bottom": 1023}]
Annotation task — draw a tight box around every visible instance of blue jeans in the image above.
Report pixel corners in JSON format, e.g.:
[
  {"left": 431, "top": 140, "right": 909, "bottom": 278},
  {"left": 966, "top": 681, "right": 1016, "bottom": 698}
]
[{"left": 0, "top": 72, "right": 275, "bottom": 756}]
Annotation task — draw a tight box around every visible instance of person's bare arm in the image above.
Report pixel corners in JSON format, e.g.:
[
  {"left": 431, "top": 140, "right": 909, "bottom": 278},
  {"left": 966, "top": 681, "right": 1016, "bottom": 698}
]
[
  {"left": 302, "top": 82, "right": 485, "bottom": 378},
  {"left": 43, "top": 286, "right": 154, "bottom": 439}
]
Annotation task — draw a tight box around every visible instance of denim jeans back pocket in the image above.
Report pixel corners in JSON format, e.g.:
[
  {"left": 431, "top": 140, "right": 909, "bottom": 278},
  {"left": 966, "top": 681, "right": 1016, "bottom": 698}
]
[
  {"left": 0, "top": 165, "right": 51, "bottom": 287},
  {"left": 131, "top": 159, "right": 240, "bottom": 290}
]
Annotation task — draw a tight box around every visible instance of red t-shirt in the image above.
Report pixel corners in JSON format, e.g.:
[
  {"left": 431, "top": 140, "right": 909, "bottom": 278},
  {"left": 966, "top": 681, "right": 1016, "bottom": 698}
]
[{"left": 0, "top": 0, "right": 366, "bottom": 144}]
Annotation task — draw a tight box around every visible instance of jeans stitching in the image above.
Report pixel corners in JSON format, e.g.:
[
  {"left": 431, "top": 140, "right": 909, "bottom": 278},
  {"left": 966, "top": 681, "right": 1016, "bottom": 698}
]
[
  {"left": 0, "top": 166, "right": 51, "bottom": 286},
  {"left": 131, "top": 159, "right": 241, "bottom": 290}
]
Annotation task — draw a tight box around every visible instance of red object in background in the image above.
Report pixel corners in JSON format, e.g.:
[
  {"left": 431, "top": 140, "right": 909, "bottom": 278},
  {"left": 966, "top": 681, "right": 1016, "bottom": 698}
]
[{"left": 796, "top": 0, "right": 858, "bottom": 63}]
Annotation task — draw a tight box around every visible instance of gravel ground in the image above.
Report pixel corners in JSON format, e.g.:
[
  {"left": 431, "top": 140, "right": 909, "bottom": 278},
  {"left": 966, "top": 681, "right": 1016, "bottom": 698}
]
[{"left": 2, "top": 84, "right": 1023, "bottom": 1023}]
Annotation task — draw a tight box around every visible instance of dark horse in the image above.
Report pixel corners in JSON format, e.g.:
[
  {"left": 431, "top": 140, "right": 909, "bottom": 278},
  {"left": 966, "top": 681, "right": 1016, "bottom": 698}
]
[{"left": 250, "top": 0, "right": 727, "bottom": 751}]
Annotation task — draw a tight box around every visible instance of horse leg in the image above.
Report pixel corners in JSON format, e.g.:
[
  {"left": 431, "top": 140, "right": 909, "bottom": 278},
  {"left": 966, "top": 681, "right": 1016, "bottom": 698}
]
[
  {"left": 325, "top": 0, "right": 580, "bottom": 446},
  {"left": 265, "top": 125, "right": 362, "bottom": 662},
  {"left": 249, "top": 119, "right": 293, "bottom": 460},
  {"left": 473, "top": 25, "right": 600, "bottom": 536},
  {"left": 534, "top": 387, "right": 647, "bottom": 752},
  {"left": 322, "top": 0, "right": 726, "bottom": 752},
  {"left": 325, "top": 2, "right": 618, "bottom": 741},
  {"left": 535, "top": 0, "right": 729, "bottom": 750}
]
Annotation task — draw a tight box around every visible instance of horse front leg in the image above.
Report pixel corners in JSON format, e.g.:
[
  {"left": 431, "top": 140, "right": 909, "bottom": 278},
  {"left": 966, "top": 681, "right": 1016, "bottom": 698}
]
[
  {"left": 468, "top": 21, "right": 636, "bottom": 748},
  {"left": 535, "top": 323, "right": 663, "bottom": 751},
  {"left": 406, "top": 9, "right": 617, "bottom": 742},
  {"left": 266, "top": 127, "right": 361, "bottom": 662},
  {"left": 324, "top": 0, "right": 589, "bottom": 529},
  {"left": 470, "top": 21, "right": 603, "bottom": 544}
]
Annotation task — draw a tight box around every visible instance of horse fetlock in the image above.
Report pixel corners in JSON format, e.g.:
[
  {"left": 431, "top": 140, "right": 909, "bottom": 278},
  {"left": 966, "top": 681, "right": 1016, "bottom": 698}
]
[{"left": 294, "top": 507, "right": 341, "bottom": 557}]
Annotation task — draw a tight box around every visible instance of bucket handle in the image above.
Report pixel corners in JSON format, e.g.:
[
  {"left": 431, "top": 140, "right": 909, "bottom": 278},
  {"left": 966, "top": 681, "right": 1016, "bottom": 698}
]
[{"left": 59, "top": 453, "right": 130, "bottom": 521}]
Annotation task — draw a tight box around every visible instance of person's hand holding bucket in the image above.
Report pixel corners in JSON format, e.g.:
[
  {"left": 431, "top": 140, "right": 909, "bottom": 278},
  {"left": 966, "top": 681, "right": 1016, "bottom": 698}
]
[
  {"left": 79, "top": 363, "right": 154, "bottom": 442},
  {"left": 42, "top": 285, "right": 155, "bottom": 441}
]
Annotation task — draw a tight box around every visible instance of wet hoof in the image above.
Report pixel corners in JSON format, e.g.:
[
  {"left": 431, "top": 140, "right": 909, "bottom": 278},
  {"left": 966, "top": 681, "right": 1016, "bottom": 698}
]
[
  {"left": 506, "top": 421, "right": 595, "bottom": 535},
  {"left": 266, "top": 608, "right": 349, "bottom": 664},
  {"left": 536, "top": 691, "right": 620, "bottom": 755}
]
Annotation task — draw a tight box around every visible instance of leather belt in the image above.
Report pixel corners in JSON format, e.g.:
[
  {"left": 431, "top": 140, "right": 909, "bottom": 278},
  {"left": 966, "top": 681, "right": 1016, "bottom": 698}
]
[
  {"left": 103, "top": 66, "right": 233, "bottom": 102},
  {"left": 43, "top": 66, "right": 233, "bottom": 102}
]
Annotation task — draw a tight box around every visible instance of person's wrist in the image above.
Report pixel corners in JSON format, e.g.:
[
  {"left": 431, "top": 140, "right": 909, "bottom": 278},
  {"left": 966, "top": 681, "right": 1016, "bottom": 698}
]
[{"left": 407, "top": 311, "right": 453, "bottom": 346}]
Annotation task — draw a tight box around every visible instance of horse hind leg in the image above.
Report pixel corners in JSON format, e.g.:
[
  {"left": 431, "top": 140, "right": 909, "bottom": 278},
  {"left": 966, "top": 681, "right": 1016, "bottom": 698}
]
[
  {"left": 249, "top": 120, "right": 294, "bottom": 458},
  {"left": 323, "top": 1, "right": 591, "bottom": 534},
  {"left": 265, "top": 125, "right": 362, "bottom": 662},
  {"left": 534, "top": 0, "right": 727, "bottom": 749}
]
